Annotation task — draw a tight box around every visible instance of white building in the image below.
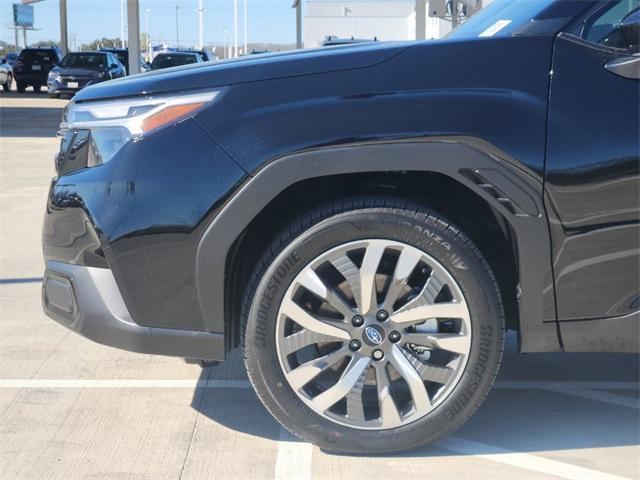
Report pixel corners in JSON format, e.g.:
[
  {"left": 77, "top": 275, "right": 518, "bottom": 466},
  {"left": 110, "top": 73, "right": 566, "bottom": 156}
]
[{"left": 300, "top": 0, "right": 491, "bottom": 48}]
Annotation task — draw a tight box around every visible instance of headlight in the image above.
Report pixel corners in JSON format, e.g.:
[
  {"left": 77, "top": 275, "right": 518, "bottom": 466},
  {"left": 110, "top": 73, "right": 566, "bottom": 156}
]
[
  {"left": 60, "top": 89, "right": 222, "bottom": 166},
  {"left": 63, "top": 89, "right": 221, "bottom": 137},
  {"left": 48, "top": 71, "right": 60, "bottom": 81}
]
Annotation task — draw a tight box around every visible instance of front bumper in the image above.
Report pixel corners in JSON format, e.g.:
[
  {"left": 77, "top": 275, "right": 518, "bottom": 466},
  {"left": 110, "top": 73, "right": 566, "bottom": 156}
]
[
  {"left": 43, "top": 260, "right": 225, "bottom": 360},
  {"left": 47, "top": 77, "right": 101, "bottom": 95}
]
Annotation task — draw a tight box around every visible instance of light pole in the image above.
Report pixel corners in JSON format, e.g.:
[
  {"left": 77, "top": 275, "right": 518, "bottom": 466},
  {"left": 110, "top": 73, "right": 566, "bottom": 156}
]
[
  {"left": 120, "top": 0, "right": 126, "bottom": 48},
  {"left": 175, "top": 5, "right": 180, "bottom": 48},
  {"left": 233, "top": 0, "right": 238, "bottom": 57},
  {"left": 243, "top": 0, "right": 247, "bottom": 56},
  {"left": 221, "top": 29, "right": 229, "bottom": 59},
  {"left": 197, "top": 0, "right": 204, "bottom": 51},
  {"left": 144, "top": 8, "right": 152, "bottom": 62}
]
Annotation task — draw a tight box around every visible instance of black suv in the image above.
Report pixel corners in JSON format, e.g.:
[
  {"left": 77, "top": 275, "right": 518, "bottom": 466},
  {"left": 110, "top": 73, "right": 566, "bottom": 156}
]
[
  {"left": 42, "top": 0, "right": 639, "bottom": 454},
  {"left": 99, "top": 48, "right": 150, "bottom": 75},
  {"left": 14, "top": 47, "right": 62, "bottom": 93}
]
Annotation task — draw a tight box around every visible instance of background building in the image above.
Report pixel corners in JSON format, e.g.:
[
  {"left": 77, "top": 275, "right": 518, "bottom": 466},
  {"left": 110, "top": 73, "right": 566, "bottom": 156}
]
[{"left": 301, "top": 0, "right": 493, "bottom": 48}]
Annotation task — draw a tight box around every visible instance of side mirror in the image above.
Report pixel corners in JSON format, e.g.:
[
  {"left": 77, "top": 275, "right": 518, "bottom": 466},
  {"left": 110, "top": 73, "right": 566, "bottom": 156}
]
[
  {"left": 144, "top": 62, "right": 151, "bottom": 69},
  {"left": 110, "top": 63, "right": 119, "bottom": 69},
  {"left": 620, "top": 8, "right": 640, "bottom": 51},
  {"left": 1, "top": 58, "right": 6, "bottom": 64}
]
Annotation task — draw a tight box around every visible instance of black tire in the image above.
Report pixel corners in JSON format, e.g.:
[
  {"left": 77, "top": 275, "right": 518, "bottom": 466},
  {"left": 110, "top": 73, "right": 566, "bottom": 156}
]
[
  {"left": 32, "top": 84, "right": 42, "bottom": 93},
  {"left": 242, "top": 197, "right": 505, "bottom": 454},
  {"left": 2, "top": 75, "right": 11, "bottom": 92},
  {"left": 16, "top": 81, "right": 26, "bottom": 93}
]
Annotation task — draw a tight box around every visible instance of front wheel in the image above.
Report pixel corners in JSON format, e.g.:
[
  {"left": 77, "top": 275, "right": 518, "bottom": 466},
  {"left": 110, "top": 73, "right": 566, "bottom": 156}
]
[
  {"left": 16, "top": 81, "right": 26, "bottom": 93},
  {"left": 242, "top": 198, "right": 505, "bottom": 453}
]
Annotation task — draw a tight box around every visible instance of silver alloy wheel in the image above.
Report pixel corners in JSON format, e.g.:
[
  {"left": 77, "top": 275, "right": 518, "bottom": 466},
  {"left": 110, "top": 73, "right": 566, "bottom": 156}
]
[{"left": 275, "top": 239, "right": 472, "bottom": 430}]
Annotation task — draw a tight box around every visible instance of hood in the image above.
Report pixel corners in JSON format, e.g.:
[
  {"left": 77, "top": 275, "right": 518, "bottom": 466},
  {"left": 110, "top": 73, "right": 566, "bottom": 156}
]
[
  {"left": 53, "top": 66, "right": 105, "bottom": 77},
  {"left": 73, "top": 42, "right": 412, "bottom": 103}
]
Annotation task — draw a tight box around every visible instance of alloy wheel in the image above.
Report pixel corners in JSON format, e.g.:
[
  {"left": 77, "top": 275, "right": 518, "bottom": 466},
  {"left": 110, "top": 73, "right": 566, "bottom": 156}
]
[{"left": 275, "top": 239, "right": 472, "bottom": 430}]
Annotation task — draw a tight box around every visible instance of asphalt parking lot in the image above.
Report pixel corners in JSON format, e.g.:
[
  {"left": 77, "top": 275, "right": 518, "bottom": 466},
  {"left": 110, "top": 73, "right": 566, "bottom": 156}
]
[{"left": 0, "top": 92, "right": 638, "bottom": 480}]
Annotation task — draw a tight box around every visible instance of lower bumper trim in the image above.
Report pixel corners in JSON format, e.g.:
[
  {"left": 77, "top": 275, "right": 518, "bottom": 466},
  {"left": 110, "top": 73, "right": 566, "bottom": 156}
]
[{"left": 43, "top": 261, "right": 224, "bottom": 361}]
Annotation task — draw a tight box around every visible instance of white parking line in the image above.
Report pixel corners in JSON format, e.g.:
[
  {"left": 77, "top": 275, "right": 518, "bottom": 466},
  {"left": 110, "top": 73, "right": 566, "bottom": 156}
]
[
  {"left": 0, "top": 379, "right": 636, "bottom": 390},
  {"left": 274, "top": 427, "right": 312, "bottom": 480},
  {"left": 440, "top": 436, "right": 634, "bottom": 480},
  {"left": 0, "top": 379, "right": 252, "bottom": 388}
]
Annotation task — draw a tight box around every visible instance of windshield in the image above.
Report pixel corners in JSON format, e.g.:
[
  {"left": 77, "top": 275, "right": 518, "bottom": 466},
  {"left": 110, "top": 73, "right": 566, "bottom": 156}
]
[
  {"left": 18, "top": 50, "right": 56, "bottom": 64},
  {"left": 447, "top": 0, "right": 561, "bottom": 39},
  {"left": 151, "top": 54, "right": 196, "bottom": 69},
  {"left": 112, "top": 52, "right": 127, "bottom": 65},
  {"left": 60, "top": 53, "right": 107, "bottom": 69}
]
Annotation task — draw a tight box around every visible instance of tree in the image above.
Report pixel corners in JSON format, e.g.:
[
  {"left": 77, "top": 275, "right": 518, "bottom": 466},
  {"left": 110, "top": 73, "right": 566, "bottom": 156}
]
[
  {"left": 0, "top": 41, "right": 18, "bottom": 57},
  {"left": 80, "top": 37, "right": 121, "bottom": 51}
]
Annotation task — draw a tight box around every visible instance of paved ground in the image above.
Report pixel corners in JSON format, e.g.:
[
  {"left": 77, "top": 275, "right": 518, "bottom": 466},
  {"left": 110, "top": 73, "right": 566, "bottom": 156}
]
[{"left": 0, "top": 92, "right": 638, "bottom": 480}]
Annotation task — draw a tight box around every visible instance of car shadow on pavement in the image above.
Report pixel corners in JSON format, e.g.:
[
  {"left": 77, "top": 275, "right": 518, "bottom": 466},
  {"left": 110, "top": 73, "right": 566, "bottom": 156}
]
[
  {"left": 192, "top": 334, "right": 640, "bottom": 455},
  {"left": 0, "top": 107, "right": 64, "bottom": 137}
]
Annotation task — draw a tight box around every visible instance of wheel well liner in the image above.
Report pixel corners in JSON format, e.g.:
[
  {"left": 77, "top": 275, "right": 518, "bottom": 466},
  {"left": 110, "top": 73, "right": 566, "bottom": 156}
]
[{"left": 195, "top": 138, "right": 560, "bottom": 354}]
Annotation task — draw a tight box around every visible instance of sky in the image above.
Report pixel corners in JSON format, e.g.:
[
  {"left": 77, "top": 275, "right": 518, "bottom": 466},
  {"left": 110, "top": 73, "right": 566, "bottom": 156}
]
[{"left": 1, "top": 0, "right": 297, "bottom": 48}]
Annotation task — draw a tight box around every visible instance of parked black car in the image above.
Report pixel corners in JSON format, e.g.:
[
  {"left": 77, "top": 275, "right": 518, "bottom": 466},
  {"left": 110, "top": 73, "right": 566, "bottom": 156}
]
[
  {"left": 42, "top": 0, "right": 639, "bottom": 454},
  {"left": 47, "top": 51, "right": 126, "bottom": 98},
  {"left": 99, "top": 48, "right": 150, "bottom": 75},
  {"left": 14, "top": 47, "right": 62, "bottom": 92},
  {"left": 149, "top": 51, "right": 204, "bottom": 70}
]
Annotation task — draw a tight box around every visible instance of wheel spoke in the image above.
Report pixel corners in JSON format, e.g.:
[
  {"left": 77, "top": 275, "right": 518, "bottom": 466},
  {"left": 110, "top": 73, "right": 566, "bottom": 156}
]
[
  {"left": 345, "top": 364, "right": 369, "bottom": 423},
  {"left": 404, "top": 332, "right": 471, "bottom": 355},
  {"left": 382, "top": 246, "right": 423, "bottom": 312},
  {"left": 310, "top": 356, "right": 371, "bottom": 412},
  {"left": 281, "top": 329, "right": 337, "bottom": 356},
  {"left": 391, "top": 301, "right": 468, "bottom": 327},
  {"left": 389, "top": 345, "right": 431, "bottom": 414},
  {"left": 400, "top": 349, "right": 456, "bottom": 384},
  {"left": 280, "top": 298, "right": 351, "bottom": 341},
  {"left": 286, "top": 348, "right": 350, "bottom": 390},
  {"left": 296, "top": 268, "right": 355, "bottom": 319},
  {"left": 331, "top": 241, "right": 385, "bottom": 315},
  {"left": 358, "top": 241, "right": 386, "bottom": 314},
  {"left": 374, "top": 363, "right": 402, "bottom": 428}
]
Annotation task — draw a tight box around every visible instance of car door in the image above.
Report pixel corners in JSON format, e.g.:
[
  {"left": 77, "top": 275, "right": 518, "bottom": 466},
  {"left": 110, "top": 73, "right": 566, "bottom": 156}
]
[{"left": 545, "top": 1, "right": 639, "bottom": 328}]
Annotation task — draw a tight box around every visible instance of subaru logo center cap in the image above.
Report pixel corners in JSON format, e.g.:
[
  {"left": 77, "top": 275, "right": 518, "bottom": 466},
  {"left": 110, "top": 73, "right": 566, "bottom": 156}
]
[{"left": 363, "top": 325, "right": 385, "bottom": 346}]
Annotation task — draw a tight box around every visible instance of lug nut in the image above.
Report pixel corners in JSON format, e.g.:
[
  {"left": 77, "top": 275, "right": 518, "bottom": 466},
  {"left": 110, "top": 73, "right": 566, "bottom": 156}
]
[
  {"left": 351, "top": 315, "right": 365, "bottom": 327},
  {"left": 376, "top": 310, "right": 389, "bottom": 322},
  {"left": 372, "top": 349, "right": 384, "bottom": 361},
  {"left": 389, "top": 331, "right": 401, "bottom": 343},
  {"left": 349, "top": 339, "right": 362, "bottom": 351}
]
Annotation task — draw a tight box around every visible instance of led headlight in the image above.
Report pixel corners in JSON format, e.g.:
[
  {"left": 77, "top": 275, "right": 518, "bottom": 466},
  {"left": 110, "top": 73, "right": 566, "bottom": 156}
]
[{"left": 60, "top": 89, "right": 222, "bottom": 166}]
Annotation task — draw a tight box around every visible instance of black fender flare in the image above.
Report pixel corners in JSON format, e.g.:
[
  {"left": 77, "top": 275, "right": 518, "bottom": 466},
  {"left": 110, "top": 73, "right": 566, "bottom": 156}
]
[{"left": 195, "top": 137, "right": 560, "bottom": 354}]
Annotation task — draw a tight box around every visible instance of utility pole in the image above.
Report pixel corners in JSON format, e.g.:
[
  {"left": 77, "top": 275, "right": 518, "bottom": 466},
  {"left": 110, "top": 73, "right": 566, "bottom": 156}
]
[
  {"left": 197, "top": 0, "right": 204, "bottom": 50},
  {"left": 120, "top": 0, "right": 126, "bottom": 48},
  {"left": 175, "top": 5, "right": 180, "bottom": 48},
  {"left": 243, "top": 0, "right": 247, "bottom": 56},
  {"left": 221, "top": 29, "right": 228, "bottom": 59},
  {"left": 233, "top": 0, "right": 238, "bottom": 57},
  {"left": 144, "top": 8, "right": 151, "bottom": 62}
]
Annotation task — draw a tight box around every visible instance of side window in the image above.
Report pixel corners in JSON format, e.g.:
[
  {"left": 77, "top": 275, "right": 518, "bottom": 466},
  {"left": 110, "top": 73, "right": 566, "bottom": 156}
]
[{"left": 580, "top": 0, "right": 640, "bottom": 50}]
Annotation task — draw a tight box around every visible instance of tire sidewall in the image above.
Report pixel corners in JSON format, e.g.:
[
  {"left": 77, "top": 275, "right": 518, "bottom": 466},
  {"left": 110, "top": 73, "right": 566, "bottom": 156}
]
[{"left": 245, "top": 208, "right": 503, "bottom": 453}]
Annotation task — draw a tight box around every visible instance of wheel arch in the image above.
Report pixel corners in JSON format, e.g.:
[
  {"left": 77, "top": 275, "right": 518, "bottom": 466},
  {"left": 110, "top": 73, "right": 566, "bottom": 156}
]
[{"left": 195, "top": 137, "right": 560, "bottom": 355}]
